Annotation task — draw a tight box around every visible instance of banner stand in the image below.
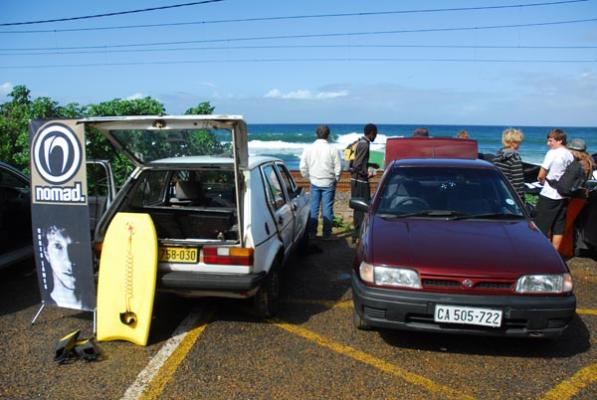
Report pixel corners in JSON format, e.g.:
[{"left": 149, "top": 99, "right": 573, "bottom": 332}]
[
  {"left": 29, "top": 120, "right": 97, "bottom": 314},
  {"left": 93, "top": 309, "right": 97, "bottom": 335},
  {"left": 31, "top": 302, "right": 46, "bottom": 325}
]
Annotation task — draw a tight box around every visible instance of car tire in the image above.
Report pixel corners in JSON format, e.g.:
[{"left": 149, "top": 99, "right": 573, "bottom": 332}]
[
  {"left": 353, "top": 305, "right": 371, "bottom": 331},
  {"left": 252, "top": 266, "right": 280, "bottom": 318}
]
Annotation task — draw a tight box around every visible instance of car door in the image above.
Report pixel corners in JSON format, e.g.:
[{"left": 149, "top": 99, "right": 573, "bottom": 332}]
[
  {"left": 261, "top": 163, "right": 294, "bottom": 256},
  {"left": 275, "top": 162, "right": 309, "bottom": 245},
  {"left": 0, "top": 163, "right": 32, "bottom": 268}
]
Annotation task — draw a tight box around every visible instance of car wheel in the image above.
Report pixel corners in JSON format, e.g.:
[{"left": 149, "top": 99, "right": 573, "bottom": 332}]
[
  {"left": 353, "top": 305, "right": 371, "bottom": 331},
  {"left": 253, "top": 267, "right": 280, "bottom": 318}
]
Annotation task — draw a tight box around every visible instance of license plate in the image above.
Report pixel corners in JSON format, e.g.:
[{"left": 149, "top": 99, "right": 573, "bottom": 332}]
[
  {"left": 158, "top": 247, "right": 198, "bottom": 263},
  {"left": 434, "top": 304, "right": 502, "bottom": 328}
]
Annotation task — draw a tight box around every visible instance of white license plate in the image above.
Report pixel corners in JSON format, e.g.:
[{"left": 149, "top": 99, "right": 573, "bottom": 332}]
[{"left": 434, "top": 305, "right": 502, "bottom": 328}]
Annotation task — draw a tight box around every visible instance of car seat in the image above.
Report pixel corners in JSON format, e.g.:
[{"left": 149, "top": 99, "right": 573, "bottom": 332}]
[{"left": 171, "top": 181, "right": 207, "bottom": 206}]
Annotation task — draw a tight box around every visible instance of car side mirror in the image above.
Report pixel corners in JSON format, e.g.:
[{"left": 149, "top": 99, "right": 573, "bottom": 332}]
[{"left": 350, "top": 198, "right": 369, "bottom": 212}]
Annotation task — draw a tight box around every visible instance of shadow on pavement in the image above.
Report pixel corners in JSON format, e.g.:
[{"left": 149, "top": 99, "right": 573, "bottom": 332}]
[
  {"left": 0, "top": 261, "right": 40, "bottom": 317},
  {"left": 193, "top": 234, "right": 356, "bottom": 326},
  {"left": 277, "top": 233, "right": 355, "bottom": 324},
  {"left": 378, "top": 313, "right": 591, "bottom": 358}
]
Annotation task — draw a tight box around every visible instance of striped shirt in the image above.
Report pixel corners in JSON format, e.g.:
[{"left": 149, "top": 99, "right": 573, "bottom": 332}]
[{"left": 493, "top": 147, "right": 525, "bottom": 197}]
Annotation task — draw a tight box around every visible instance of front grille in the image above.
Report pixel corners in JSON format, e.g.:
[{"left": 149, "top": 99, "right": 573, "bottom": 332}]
[
  {"left": 423, "top": 279, "right": 460, "bottom": 287},
  {"left": 422, "top": 278, "right": 514, "bottom": 292},
  {"left": 476, "top": 282, "right": 512, "bottom": 289}
]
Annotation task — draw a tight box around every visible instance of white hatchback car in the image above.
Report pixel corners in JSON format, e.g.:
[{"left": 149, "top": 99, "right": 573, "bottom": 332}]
[{"left": 89, "top": 116, "right": 310, "bottom": 317}]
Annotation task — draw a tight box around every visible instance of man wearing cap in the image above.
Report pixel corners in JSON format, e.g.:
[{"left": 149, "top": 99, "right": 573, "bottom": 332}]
[{"left": 535, "top": 129, "right": 574, "bottom": 249}]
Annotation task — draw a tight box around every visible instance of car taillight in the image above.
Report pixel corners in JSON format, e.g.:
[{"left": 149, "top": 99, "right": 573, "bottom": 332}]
[{"left": 203, "top": 247, "right": 254, "bottom": 266}]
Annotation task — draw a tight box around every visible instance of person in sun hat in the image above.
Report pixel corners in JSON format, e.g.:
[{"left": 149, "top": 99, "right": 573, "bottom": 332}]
[{"left": 547, "top": 138, "right": 596, "bottom": 256}]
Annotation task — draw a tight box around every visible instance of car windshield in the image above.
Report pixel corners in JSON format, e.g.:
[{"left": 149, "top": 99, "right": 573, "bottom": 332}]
[
  {"left": 375, "top": 166, "right": 524, "bottom": 218},
  {"left": 109, "top": 128, "right": 233, "bottom": 163}
]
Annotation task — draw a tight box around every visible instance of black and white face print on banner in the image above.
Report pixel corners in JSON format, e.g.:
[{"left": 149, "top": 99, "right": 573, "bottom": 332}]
[{"left": 29, "top": 120, "right": 96, "bottom": 311}]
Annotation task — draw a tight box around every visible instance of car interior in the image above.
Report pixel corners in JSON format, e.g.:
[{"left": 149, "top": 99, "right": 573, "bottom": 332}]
[{"left": 121, "top": 169, "right": 239, "bottom": 241}]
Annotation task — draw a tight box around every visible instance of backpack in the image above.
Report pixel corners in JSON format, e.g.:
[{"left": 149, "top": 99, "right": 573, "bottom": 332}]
[
  {"left": 343, "top": 139, "right": 359, "bottom": 162},
  {"left": 547, "top": 160, "right": 587, "bottom": 197}
]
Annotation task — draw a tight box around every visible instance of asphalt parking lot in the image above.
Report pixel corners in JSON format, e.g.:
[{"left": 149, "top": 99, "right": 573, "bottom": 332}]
[{"left": 1, "top": 236, "right": 596, "bottom": 400}]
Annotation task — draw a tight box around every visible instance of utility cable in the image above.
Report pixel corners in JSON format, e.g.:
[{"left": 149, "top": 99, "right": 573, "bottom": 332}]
[
  {"left": 0, "top": 0, "right": 587, "bottom": 33},
  {"left": 0, "top": 0, "right": 224, "bottom": 27},
  {"left": 1, "top": 57, "right": 595, "bottom": 69},
  {"left": 2, "top": 16, "right": 596, "bottom": 51},
  {"left": 2, "top": 43, "right": 597, "bottom": 57}
]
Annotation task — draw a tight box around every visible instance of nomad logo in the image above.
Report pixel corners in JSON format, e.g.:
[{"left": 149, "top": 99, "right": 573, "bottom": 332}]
[
  {"left": 35, "top": 182, "right": 86, "bottom": 203},
  {"left": 33, "top": 124, "right": 81, "bottom": 185}
]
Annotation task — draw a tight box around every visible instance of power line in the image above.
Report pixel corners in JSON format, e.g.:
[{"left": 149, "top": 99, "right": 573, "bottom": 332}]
[
  {"left": 1, "top": 57, "right": 595, "bottom": 69},
  {"left": 2, "top": 43, "right": 597, "bottom": 57},
  {"left": 2, "top": 16, "right": 596, "bottom": 51},
  {"left": 0, "top": 0, "right": 224, "bottom": 27},
  {"left": 0, "top": 0, "right": 587, "bottom": 34}
]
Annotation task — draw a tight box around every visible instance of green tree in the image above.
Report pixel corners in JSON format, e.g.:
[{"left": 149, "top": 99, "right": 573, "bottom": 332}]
[
  {"left": 0, "top": 87, "right": 218, "bottom": 186},
  {"left": 0, "top": 85, "right": 84, "bottom": 171},
  {"left": 83, "top": 96, "right": 168, "bottom": 186},
  {"left": 184, "top": 101, "right": 215, "bottom": 115}
]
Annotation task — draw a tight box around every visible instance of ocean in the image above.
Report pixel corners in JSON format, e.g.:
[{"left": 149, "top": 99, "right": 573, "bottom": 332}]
[{"left": 246, "top": 124, "right": 597, "bottom": 170}]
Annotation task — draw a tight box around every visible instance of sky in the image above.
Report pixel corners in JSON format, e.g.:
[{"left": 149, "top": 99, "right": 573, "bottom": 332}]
[{"left": 1, "top": 0, "right": 596, "bottom": 125}]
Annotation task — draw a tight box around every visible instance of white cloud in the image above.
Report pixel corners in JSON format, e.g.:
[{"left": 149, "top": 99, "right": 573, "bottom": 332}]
[
  {"left": 264, "top": 88, "right": 348, "bottom": 100},
  {"left": 126, "top": 92, "right": 145, "bottom": 100},
  {"left": 0, "top": 82, "right": 13, "bottom": 97}
]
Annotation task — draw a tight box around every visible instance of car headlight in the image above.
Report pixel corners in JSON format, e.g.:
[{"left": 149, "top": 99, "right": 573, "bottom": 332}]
[
  {"left": 359, "top": 262, "right": 421, "bottom": 289},
  {"left": 515, "top": 273, "right": 573, "bottom": 294}
]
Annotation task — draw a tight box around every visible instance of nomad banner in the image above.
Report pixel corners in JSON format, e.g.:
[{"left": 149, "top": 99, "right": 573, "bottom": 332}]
[{"left": 29, "top": 120, "right": 96, "bottom": 311}]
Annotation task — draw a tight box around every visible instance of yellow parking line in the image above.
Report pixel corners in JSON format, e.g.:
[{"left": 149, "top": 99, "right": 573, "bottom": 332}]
[
  {"left": 272, "top": 319, "right": 474, "bottom": 400},
  {"left": 541, "top": 363, "right": 597, "bottom": 400},
  {"left": 577, "top": 308, "right": 597, "bottom": 316},
  {"left": 138, "top": 310, "right": 213, "bottom": 400},
  {"left": 285, "top": 298, "right": 353, "bottom": 309}
]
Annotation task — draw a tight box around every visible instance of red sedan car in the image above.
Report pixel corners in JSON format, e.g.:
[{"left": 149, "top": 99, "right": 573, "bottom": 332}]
[{"left": 350, "top": 158, "right": 575, "bottom": 338}]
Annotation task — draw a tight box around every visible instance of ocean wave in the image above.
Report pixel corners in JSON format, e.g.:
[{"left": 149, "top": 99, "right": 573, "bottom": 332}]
[{"left": 249, "top": 132, "right": 390, "bottom": 157}]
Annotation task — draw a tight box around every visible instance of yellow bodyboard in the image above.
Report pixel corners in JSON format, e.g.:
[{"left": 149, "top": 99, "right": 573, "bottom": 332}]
[{"left": 97, "top": 212, "right": 158, "bottom": 346}]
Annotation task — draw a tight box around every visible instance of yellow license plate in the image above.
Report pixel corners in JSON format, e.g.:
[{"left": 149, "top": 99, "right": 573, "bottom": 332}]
[{"left": 158, "top": 247, "right": 198, "bottom": 263}]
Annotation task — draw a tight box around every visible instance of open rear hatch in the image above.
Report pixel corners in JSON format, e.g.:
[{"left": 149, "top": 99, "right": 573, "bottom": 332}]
[{"left": 83, "top": 115, "right": 249, "bottom": 249}]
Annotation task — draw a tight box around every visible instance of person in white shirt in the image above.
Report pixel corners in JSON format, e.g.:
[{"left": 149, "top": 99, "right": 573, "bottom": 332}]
[
  {"left": 535, "top": 129, "right": 574, "bottom": 249},
  {"left": 300, "top": 125, "right": 341, "bottom": 240}
]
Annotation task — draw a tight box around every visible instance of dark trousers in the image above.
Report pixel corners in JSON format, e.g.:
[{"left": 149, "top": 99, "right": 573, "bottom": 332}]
[
  {"left": 535, "top": 195, "right": 568, "bottom": 236},
  {"left": 351, "top": 177, "right": 370, "bottom": 237}
]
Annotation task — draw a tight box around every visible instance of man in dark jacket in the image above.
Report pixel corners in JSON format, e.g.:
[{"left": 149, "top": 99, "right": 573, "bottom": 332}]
[{"left": 350, "top": 123, "right": 378, "bottom": 241}]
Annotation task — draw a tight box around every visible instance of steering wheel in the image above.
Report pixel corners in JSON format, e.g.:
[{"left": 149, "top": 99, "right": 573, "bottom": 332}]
[{"left": 392, "top": 196, "right": 429, "bottom": 210}]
